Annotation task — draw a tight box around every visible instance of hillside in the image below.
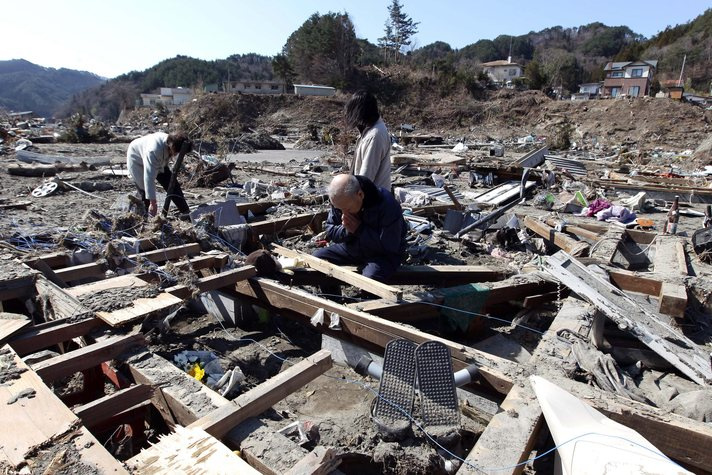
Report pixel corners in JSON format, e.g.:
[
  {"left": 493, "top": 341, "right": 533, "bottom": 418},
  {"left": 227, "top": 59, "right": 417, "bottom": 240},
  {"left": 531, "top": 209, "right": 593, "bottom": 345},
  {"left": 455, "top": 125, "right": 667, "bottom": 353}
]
[
  {"left": 47, "top": 8, "right": 712, "bottom": 123},
  {"left": 0, "top": 59, "right": 104, "bottom": 117}
]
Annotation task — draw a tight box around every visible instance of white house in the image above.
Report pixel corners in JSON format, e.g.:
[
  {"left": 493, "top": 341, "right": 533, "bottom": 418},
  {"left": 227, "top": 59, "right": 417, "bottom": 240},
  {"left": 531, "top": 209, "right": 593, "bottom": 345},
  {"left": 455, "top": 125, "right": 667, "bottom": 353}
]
[
  {"left": 293, "top": 84, "right": 336, "bottom": 97},
  {"left": 225, "top": 80, "right": 286, "bottom": 95},
  {"left": 571, "top": 82, "right": 603, "bottom": 100},
  {"left": 140, "top": 87, "right": 193, "bottom": 107},
  {"left": 481, "top": 58, "right": 522, "bottom": 84}
]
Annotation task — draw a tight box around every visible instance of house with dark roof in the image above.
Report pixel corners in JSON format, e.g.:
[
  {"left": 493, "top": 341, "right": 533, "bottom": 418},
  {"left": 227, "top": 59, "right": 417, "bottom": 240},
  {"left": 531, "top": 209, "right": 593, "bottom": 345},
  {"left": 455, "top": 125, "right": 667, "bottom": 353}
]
[{"left": 602, "top": 60, "right": 657, "bottom": 98}]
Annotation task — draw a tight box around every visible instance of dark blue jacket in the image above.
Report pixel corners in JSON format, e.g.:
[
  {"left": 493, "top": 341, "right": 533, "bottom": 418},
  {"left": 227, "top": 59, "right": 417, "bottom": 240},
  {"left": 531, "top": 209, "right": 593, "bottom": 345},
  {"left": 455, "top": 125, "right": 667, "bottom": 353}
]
[{"left": 324, "top": 176, "right": 407, "bottom": 262}]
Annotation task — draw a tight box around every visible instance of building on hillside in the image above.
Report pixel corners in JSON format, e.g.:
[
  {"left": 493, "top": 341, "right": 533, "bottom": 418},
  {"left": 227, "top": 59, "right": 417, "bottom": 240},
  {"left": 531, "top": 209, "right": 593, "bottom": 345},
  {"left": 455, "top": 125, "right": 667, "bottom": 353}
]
[
  {"left": 571, "top": 82, "right": 603, "bottom": 100},
  {"left": 140, "top": 87, "right": 193, "bottom": 107},
  {"left": 225, "top": 80, "right": 286, "bottom": 95},
  {"left": 602, "top": 60, "right": 657, "bottom": 98},
  {"left": 658, "top": 79, "right": 684, "bottom": 100},
  {"left": 293, "top": 84, "right": 336, "bottom": 97},
  {"left": 481, "top": 58, "right": 523, "bottom": 85}
]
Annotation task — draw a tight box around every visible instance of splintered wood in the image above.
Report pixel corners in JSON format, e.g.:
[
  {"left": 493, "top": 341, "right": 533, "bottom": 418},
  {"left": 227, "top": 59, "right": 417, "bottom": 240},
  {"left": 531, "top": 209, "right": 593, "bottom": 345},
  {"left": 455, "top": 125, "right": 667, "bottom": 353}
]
[{"left": 129, "top": 426, "right": 260, "bottom": 474}]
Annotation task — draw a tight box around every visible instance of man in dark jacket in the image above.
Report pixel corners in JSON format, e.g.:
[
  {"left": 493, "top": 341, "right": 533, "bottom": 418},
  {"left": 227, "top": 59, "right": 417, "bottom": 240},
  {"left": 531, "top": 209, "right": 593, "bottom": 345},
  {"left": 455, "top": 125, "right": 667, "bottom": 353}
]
[{"left": 313, "top": 174, "right": 407, "bottom": 282}]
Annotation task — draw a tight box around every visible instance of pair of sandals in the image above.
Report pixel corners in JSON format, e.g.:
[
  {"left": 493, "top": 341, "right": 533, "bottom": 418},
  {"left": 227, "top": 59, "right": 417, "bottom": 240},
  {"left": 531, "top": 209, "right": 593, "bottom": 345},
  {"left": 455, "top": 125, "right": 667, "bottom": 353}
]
[{"left": 371, "top": 339, "right": 461, "bottom": 446}]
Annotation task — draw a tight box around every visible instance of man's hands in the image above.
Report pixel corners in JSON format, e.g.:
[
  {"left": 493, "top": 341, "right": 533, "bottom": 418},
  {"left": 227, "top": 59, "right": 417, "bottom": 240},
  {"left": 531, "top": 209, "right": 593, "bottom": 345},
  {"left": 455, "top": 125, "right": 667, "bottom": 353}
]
[
  {"left": 341, "top": 211, "right": 361, "bottom": 234},
  {"left": 148, "top": 199, "right": 158, "bottom": 217}
]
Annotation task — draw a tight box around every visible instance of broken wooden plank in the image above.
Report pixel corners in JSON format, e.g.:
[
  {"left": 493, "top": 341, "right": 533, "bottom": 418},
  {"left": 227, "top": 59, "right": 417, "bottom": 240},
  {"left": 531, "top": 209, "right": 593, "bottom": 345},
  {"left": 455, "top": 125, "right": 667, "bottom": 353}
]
[
  {"left": 249, "top": 211, "right": 329, "bottom": 236},
  {"left": 543, "top": 251, "right": 712, "bottom": 385},
  {"left": 35, "top": 275, "right": 92, "bottom": 320},
  {"left": 523, "top": 215, "right": 589, "bottom": 256},
  {"left": 461, "top": 297, "right": 596, "bottom": 474},
  {"left": 165, "top": 265, "right": 256, "bottom": 299},
  {"left": 128, "top": 426, "right": 261, "bottom": 474},
  {"left": 233, "top": 278, "right": 517, "bottom": 394},
  {"left": 0, "top": 344, "right": 128, "bottom": 472},
  {"left": 272, "top": 245, "right": 402, "bottom": 301},
  {"left": 654, "top": 236, "right": 688, "bottom": 318},
  {"left": 74, "top": 384, "right": 154, "bottom": 428},
  {"left": 607, "top": 268, "right": 662, "bottom": 297},
  {"left": 9, "top": 317, "right": 104, "bottom": 357},
  {"left": 33, "top": 334, "right": 146, "bottom": 383},
  {"left": 189, "top": 349, "right": 333, "bottom": 438},
  {"left": 544, "top": 218, "right": 603, "bottom": 242},
  {"left": 65, "top": 274, "right": 148, "bottom": 298},
  {"left": 458, "top": 382, "right": 542, "bottom": 475},
  {"left": 0, "top": 312, "right": 31, "bottom": 344},
  {"left": 96, "top": 292, "right": 183, "bottom": 327}
]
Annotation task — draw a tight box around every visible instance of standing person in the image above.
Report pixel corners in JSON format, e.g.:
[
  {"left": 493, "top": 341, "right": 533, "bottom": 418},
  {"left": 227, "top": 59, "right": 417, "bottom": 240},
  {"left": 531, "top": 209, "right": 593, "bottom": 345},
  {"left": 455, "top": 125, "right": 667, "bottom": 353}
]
[
  {"left": 314, "top": 174, "right": 407, "bottom": 284},
  {"left": 126, "top": 131, "right": 192, "bottom": 217},
  {"left": 345, "top": 90, "right": 392, "bottom": 190}
]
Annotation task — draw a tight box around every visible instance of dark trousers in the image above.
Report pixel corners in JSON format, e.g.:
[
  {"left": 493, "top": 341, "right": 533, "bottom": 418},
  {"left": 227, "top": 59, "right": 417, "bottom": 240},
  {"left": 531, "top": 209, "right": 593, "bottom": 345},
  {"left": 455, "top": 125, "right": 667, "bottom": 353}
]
[
  {"left": 313, "top": 244, "right": 401, "bottom": 299},
  {"left": 138, "top": 167, "right": 190, "bottom": 214}
]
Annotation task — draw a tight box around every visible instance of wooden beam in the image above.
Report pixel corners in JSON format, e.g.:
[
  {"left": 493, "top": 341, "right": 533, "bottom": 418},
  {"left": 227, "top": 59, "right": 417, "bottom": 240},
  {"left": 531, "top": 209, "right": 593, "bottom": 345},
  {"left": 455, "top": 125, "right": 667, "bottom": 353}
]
[
  {"left": 523, "top": 216, "right": 589, "bottom": 257},
  {"left": 189, "top": 349, "right": 333, "bottom": 438},
  {"left": 234, "top": 278, "right": 517, "bottom": 394},
  {"left": 285, "top": 446, "right": 341, "bottom": 475},
  {"left": 544, "top": 218, "right": 603, "bottom": 242},
  {"left": 96, "top": 293, "right": 183, "bottom": 327},
  {"left": 458, "top": 382, "right": 542, "bottom": 475},
  {"left": 9, "top": 317, "right": 104, "bottom": 357},
  {"left": 607, "top": 268, "right": 662, "bottom": 296},
  {"left": 0, "top": 274, "right": 34, "bottom": 301},
  {"left": 272, "top": 245, "right": 402, "bottom": 301},
  {"left": 249, "top": 212, "right": 328, "bottom": 236},
  {"left": 54, "top": 243, "right": 202, "bottom": 283},
  {"left": 74, "top": 384, "right": 154, "bottom": 428},
  {"left": 33, "top": 334, "right": 146, "bottom": 383},
  {"left": 165, "top": 265, "right": 257, "bottom": 299},
  {"left": 654, "top": 236, "right": 688, "bottom": 318}
]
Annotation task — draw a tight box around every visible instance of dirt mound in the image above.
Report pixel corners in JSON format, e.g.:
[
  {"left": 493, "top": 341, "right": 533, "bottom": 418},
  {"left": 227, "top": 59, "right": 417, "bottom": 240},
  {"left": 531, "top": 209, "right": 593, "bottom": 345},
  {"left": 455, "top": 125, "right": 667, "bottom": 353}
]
[{"left": 693, "top": 134, "right": 712, "bottom": 166}]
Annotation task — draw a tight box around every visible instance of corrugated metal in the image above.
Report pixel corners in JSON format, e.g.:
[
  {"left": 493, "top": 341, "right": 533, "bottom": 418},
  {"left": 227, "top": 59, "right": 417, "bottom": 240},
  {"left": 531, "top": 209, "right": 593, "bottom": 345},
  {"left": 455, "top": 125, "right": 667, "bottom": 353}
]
[{"left": 545, "top": 155, "right": 588, "bottom": 176}]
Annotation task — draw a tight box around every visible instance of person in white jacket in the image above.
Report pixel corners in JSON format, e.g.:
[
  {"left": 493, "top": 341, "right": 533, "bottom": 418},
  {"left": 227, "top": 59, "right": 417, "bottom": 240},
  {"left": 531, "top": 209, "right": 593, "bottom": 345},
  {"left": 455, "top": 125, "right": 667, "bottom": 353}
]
[
  {"left": 345, "top": 91, "right": 391, "bottom": 190},
  {"left": 126, "top": 131, "right": 191, "bottom": 217}
]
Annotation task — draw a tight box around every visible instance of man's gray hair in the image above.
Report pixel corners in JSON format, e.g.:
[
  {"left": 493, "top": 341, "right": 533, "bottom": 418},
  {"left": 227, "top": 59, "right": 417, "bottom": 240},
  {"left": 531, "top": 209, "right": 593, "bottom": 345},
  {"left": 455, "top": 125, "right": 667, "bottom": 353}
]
[{"left": 328, "top": 174, "right": 361, "bottom": 201}]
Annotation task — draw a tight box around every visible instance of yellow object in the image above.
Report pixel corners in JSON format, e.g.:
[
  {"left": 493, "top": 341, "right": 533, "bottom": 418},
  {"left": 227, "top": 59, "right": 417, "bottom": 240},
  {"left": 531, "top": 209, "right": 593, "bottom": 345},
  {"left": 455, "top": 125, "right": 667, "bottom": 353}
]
[{"left": 188, "top": 363, "right": 205, "bottom": 382}]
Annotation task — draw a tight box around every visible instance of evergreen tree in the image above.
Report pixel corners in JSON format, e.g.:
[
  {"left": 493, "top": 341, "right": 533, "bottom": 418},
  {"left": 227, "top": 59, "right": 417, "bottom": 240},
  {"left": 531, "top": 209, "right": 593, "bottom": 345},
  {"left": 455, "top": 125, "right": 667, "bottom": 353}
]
[
  {"left": 271, "top": 54, "right": 295, "bottom": 92},
  {"left": 379, "top": 0, "right": 419, "bottom": 63}
]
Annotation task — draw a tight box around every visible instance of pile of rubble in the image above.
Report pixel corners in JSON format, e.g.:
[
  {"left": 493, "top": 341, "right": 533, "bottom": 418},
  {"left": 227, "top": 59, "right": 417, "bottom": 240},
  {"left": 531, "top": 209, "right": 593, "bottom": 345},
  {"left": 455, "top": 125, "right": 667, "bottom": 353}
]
[{"left": 2, "top": 123, "right": 712, "bottom": 475}]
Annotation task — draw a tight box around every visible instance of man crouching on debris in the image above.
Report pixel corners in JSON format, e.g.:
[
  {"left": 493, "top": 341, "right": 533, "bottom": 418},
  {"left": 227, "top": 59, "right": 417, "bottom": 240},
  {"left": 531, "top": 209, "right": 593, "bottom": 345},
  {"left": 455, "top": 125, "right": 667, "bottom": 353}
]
[
  {"left": 127, "top": 131, "right": 191, "bottom": 217},
  {"left": 314, "top": 174, "right": 407, "bottom": 287}
]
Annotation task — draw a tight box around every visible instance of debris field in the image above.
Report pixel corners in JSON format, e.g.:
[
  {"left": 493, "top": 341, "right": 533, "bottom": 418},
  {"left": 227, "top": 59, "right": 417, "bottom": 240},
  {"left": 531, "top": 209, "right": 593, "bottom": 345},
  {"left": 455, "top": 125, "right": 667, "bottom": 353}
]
[{"left": 1, "top": 95, "right": 712, "bottom": 475}]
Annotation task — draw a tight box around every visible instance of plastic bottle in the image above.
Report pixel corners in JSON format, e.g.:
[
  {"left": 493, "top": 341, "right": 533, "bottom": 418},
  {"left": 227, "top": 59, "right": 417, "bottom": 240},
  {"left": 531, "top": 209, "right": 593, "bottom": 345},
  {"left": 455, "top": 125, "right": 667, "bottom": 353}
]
[{"left": 666, "top": 196, "right": 680, "bottom": 235}]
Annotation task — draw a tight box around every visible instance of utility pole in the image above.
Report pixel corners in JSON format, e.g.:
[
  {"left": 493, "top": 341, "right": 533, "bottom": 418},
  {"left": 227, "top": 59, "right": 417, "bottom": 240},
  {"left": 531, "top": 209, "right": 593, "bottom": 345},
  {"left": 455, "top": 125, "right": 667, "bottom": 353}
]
[{"left": 677, "top": 54, "right": 686, "bottom": 87}]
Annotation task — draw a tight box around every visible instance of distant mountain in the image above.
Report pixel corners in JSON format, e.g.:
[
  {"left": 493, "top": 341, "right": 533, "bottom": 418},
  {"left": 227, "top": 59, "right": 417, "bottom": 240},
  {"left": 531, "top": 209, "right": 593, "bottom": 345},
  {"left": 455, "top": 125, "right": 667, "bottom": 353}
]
[{"left": 0, "top": 59, "right": 105, "bottom": 117}]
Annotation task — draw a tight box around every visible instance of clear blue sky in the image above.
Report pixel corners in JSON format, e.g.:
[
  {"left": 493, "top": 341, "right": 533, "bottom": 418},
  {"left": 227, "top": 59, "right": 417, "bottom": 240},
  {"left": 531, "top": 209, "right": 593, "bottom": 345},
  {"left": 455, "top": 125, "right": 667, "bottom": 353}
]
[{"left": 0, "top": 0, "right": 708, "bottom": 78}]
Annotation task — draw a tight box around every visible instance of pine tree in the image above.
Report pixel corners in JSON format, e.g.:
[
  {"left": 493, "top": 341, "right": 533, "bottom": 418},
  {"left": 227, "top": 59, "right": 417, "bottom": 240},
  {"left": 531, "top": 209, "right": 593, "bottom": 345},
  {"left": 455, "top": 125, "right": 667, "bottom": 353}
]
[{"left": 379, "top": 0, "right": 419, "bottom": 63}]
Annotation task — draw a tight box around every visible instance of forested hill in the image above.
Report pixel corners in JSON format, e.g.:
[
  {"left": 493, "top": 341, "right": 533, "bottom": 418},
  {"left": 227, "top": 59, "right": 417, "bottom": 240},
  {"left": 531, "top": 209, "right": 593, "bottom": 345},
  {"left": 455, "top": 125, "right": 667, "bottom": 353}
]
[
  {"left": 21, "top": 7, "right": 712, "bottom": 121},
  {"left": 0, "top": 59, "right": 104, "bottom": 117}
]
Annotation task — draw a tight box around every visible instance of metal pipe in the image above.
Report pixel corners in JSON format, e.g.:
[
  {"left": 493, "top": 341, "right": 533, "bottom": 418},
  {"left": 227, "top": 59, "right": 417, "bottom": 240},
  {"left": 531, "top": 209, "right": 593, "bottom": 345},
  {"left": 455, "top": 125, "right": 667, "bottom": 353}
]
[{"left": 354, "top": 356, "right": 479, "bottom": 387}]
